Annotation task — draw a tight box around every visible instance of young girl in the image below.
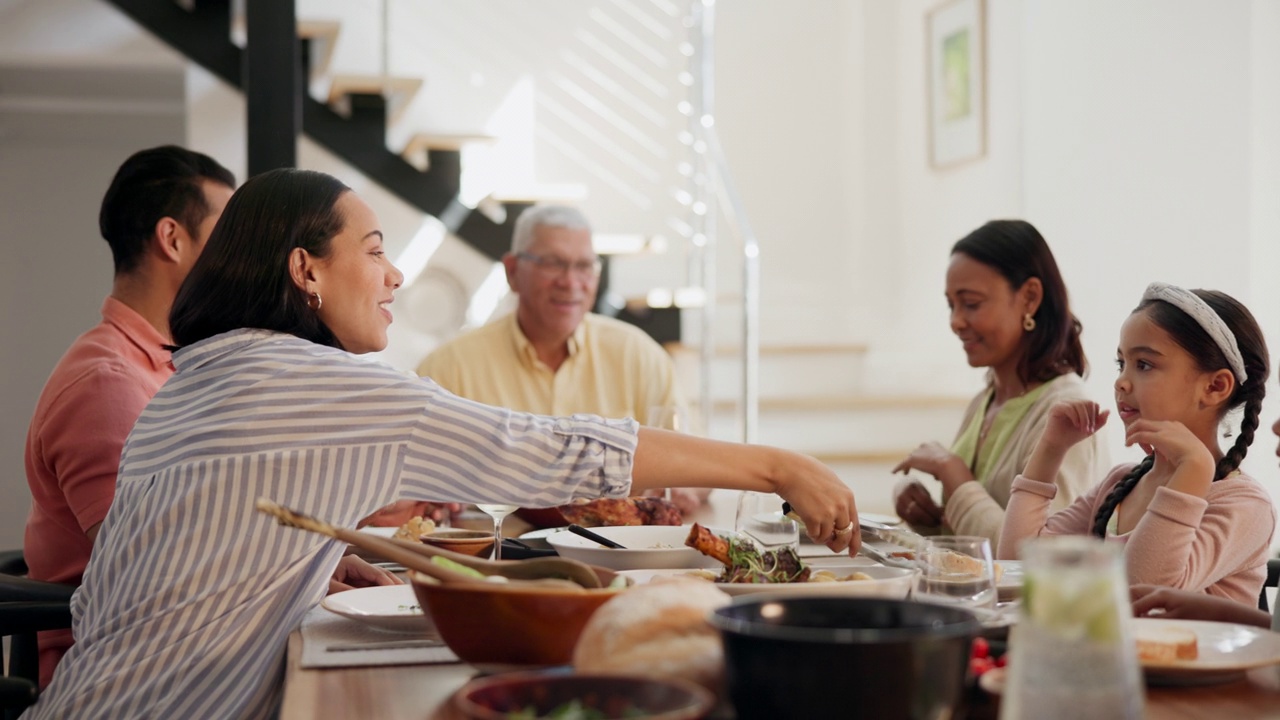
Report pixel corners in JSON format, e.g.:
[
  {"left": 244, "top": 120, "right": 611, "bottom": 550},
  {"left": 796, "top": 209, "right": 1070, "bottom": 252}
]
[{"left": 998, "top": 283, "right": 1276, "bottom": 605}]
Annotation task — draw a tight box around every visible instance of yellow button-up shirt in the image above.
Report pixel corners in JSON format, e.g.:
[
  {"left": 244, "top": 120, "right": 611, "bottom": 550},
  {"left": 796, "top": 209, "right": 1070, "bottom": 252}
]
[{"left": 417, "top": 312, "right": 684, "bottom": 422}]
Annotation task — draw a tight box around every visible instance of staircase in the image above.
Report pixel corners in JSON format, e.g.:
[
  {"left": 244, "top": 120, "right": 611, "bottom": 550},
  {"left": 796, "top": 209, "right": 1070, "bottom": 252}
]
[{"left": 102, "top": 0, "right": 526, "bottom": 262}]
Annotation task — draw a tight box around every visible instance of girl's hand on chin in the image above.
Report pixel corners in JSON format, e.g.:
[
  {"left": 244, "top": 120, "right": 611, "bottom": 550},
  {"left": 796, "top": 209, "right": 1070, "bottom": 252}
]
[{"left": 1124, "top": 419, "right": 1215, "bottom": 473}]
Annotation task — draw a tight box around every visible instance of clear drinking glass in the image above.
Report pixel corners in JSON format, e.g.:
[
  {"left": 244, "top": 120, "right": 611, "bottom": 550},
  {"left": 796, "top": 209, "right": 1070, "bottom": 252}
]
[
  {"left": 999, "top": 536, "right": 1144, "bottom": 720},
  {"left": 475, "top": 503, "right": 517, "bottom": 561},
  {"left": 646, "top": 405, "right": 690, "bottom": 502},
  {"left": 913, "top": 535, "right": 997, "bottom": 610},
  {"left": 734, "top": 491, "right": 799, "bottom": 553}
]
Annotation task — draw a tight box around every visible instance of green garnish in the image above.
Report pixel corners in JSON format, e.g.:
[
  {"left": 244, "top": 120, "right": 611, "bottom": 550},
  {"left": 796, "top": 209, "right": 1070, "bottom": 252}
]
[
  {"left": 722, "top": 536, "right": 808, "bottom": 583},
  {"left": 430, "top": 556, "right": 485, "bottom": 579}
]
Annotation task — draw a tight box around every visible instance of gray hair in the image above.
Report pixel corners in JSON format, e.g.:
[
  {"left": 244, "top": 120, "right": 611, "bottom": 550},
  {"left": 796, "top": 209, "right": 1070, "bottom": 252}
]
[{"left": 510, "top": 205, "right": 592, "bottom": 255}]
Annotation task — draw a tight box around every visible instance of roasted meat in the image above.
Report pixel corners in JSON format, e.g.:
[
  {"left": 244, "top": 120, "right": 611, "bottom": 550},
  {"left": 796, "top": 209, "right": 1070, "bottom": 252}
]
[
  {"left": 556, "top": 496, "right": 683, "bottom": 527},
  {"left": 684, "top": 522, "right": 810, "bottom": 584}
]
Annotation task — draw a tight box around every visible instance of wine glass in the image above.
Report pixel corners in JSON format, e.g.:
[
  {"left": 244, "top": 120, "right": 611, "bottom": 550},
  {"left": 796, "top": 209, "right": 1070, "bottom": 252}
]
[
  {"left": 912, "top": 535, "right": 997, "bottom": 609},
  {"left": 646, "top": 405, "right": 690, "bottom": 502},
  {"left": 475, "top": 503, "right": 517, "bottom": 560}
]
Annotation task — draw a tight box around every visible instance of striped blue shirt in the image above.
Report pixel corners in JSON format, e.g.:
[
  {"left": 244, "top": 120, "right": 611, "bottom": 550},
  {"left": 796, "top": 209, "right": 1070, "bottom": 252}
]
[{"left": 25, "top": 329, "right": 637, "bottom": 719}]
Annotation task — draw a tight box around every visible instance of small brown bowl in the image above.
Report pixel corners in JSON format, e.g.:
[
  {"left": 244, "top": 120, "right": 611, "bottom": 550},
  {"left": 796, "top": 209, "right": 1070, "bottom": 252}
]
[
  {"left": 420, "top": 529, "right": 495, "bottom": 558},
  {"left": 455, "top": 671, "right": 714, "bottom": 720},
  {"left": 409, "top": 568, "right": 627, "bottom": 667}
]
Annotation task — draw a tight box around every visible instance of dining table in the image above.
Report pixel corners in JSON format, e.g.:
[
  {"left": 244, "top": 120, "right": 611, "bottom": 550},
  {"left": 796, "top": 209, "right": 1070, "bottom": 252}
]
[{"left": 280, "top": 491, "right": 1280, "bottom": 719}]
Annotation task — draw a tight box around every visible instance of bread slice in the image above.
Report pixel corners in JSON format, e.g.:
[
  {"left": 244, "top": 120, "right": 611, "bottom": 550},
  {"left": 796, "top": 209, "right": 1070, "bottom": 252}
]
[{"left": 1134, "top": 625, "right": 1198, "bottom": 662}]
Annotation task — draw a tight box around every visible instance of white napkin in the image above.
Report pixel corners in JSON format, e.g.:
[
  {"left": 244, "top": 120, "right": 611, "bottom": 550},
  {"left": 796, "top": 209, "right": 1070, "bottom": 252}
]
[{"left": 299, "top": 605, "right": 461, "bottom": 668}]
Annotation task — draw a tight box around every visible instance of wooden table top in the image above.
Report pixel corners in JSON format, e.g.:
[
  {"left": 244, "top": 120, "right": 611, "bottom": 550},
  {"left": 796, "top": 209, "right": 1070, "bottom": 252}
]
[{"left": 281, "top": 492, "right": 1280, "bottom": 719}]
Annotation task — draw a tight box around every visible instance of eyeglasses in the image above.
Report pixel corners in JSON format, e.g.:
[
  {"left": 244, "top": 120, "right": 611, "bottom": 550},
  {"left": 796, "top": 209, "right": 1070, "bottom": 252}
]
[{"left": 516, "top": 252, "right": 603, "bottom": 278}]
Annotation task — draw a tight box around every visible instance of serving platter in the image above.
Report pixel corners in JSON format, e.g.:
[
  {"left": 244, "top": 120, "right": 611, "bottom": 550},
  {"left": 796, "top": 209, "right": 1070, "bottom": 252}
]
[{"left": 616, "top": 564, "right": 916, "bottom": 599}]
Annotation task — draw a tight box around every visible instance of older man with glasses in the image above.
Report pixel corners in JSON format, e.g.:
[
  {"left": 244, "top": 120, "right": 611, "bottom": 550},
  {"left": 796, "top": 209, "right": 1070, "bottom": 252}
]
[{"left": 417, "top": 204, "right": 709, "bottom": 516}]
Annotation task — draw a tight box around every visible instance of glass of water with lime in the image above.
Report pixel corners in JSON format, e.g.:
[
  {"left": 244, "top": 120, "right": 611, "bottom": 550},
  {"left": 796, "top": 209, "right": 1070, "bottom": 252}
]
[{"left": 1000, "top": 536, "right": 1144, "bottom": 720}]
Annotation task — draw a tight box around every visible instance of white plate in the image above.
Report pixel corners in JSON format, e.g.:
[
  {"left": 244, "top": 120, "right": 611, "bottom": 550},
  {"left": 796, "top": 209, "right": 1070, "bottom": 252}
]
[
  {"left": 517, "top": 526, "right": 568, "bottom": 550},
  {"left": 1133, "top": 618, "right": 1280, "bottom": 684},
  {"left": 545, "top": 525, "right": 725, "bottom": 571},
  {"left": 320, "top": 584, "right": 435, "bottom": 634},
  {"left": 357, "top": 526, "right": 398, "bottom": 539},
  {"left": 617, "top": 563, "right": 917, "bottom": 599}
]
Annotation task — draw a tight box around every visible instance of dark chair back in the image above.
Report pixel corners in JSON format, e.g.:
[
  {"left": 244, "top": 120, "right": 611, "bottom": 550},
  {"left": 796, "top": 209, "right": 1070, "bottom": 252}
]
[
  {"left": 1, "top": 551, "right": 75, "bottom": 720},
  {"left": 1261, "top": 557, "right": 1280, "bottom": 613}
]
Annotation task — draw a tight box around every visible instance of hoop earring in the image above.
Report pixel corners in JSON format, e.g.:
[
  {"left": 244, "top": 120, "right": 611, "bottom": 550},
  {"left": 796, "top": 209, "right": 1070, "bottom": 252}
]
[
  {"left": 1023, "top": 313, "right": 1036, "bottom": 332},
  {"left": 307, "top": 292, "right": 323, "bottom": 311}
]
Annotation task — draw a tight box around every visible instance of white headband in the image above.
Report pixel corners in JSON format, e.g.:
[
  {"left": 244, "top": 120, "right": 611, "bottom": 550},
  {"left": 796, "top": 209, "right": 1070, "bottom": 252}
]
[{"left": 1142, "top": 282, "right": 1248, "bottom": 384}]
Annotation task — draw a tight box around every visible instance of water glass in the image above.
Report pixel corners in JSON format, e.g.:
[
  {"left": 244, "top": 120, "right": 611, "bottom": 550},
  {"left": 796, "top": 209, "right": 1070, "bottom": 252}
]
[
  {"left": 913, "top": 535, "right": 996, "bottom": 610},
  {"left": 734, "top": 491, "right": 799, "bottom": 553},
  {"left": 1000, "top": 536, "right": 1144, "bottom": 720}
]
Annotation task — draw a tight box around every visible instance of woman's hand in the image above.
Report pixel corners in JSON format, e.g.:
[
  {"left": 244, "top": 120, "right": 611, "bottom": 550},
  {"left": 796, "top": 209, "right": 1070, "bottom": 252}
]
[
  {"left": 892, "top": 442, "right": 972, "bottom": 495},
  {"left": 892, "top": 478, "right": 944, "bottom": 527},
  {"left": 770, "top": 451, "right": 860, "bottom": 555},
  {"left": 1041, "top": 400, "right": 1110, "bottom": 452},
  {"left": 357, "top": 500, "right": 462, "bottom": 528},
  {"left": 1131, "top": 584, "right": 1271, "bottom": 628},
  {"left": 328, "top": 555, "right": 402, "bottom": 595}
]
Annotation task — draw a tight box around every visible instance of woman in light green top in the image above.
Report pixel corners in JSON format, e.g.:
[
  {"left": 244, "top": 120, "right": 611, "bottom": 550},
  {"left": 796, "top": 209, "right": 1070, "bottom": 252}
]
[{"left": 892, "top": 220, "right": 1108, "bottom": 545}]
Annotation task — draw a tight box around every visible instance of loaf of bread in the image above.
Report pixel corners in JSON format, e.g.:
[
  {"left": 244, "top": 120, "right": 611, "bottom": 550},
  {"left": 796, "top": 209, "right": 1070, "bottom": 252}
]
[
  {"left": 1134, "top": 625, "right": 1198, "bottom": 662},
  {"left": 573, "top": 577, "right": 731, "bottom": 694}
]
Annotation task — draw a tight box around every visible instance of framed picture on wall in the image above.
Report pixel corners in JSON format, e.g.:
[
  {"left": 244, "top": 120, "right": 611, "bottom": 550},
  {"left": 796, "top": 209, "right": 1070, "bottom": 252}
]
[{"left": 927, "top": 0, "right": 986, "bottom": 169}]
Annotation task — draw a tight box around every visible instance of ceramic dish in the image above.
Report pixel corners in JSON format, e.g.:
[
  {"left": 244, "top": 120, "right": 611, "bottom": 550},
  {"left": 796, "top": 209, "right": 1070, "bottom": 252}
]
[
  {"left": 617, "top": 563, "right": 916, "bottom": 599},
  {"left": 515, "top": 526, "right": 567, "bottom": 550},
  {"left": 321, "top": 584, "right": 434, "bottom": 634},
  {"left": 1134, "top": 618, "right": 1280, "bottom": 685},
  {"left": 545, "top": 525, "right": 725, "bottom": 571}
]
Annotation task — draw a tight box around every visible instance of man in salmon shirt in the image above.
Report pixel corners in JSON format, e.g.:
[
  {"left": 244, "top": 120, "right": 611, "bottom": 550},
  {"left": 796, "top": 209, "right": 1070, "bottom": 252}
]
[{"left": 22, "top": 146, "right": 236, "bottom": 688}]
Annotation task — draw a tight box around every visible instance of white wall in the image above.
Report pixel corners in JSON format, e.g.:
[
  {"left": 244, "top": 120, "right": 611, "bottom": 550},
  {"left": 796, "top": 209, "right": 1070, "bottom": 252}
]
[{"left": 2, "top": 0, "right": 1279, "bottom": 551}]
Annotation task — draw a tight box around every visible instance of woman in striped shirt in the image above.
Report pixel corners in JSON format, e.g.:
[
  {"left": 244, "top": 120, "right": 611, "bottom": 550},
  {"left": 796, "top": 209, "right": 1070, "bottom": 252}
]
[{"left": 25, "top": 169, "right": 860, "bottom": 719}]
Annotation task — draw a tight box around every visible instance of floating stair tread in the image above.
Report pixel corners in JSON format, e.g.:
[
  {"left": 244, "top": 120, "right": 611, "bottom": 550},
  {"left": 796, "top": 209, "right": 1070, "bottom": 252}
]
[
  {"left": 297, "top": 19, "right": 340, "bottom": 39},
  {"left": 298, "top": 20, "right": 340, "bottom": 78},
  {"left": 711, "top": 394, "right": 973, "bottom": 413},
  {"left": 327, "top": 74, "right": 424, "bottom": 105},
  {"left": 486, "top": 184, "right": 589, "bottom": 203},
  {"left": 402, "top": 132, "right": 497, "bottom": 155}
]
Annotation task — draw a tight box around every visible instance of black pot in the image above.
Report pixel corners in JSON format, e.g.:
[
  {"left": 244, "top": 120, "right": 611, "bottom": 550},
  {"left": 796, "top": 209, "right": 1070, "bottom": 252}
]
[{"left": 709, "top": 597, "right": 982, "bottom": 720}]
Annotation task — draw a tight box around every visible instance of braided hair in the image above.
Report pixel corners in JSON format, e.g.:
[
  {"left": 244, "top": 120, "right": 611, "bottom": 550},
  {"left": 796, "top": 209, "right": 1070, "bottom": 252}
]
[{"left": 1091, "top": 290, "right": 1269, "bottom": 537}]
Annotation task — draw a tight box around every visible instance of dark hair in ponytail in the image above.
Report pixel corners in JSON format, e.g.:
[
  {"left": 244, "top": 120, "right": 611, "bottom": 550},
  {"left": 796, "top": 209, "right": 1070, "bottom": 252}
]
[{"left": 1092, "top": 289, "right": 1269, "bottom": 537}]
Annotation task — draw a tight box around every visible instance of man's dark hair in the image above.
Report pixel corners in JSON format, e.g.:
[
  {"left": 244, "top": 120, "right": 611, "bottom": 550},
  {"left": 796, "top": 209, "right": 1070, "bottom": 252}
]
[{"left": 98, "top": 145, "right": 236, "bottom": 275}]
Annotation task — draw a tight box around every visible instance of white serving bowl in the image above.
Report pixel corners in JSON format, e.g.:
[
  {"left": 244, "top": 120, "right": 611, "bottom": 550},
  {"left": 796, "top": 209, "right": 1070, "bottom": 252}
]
[
  {"left": 545, "top": 525, "right": 725, "bottom": 571},
  {"left": 617, "top": 564, "right": 917, "bottom": 599}
]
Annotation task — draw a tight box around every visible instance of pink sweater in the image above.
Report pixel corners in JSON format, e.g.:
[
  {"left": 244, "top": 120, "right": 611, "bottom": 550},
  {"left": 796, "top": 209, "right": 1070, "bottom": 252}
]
[{"left": 998, "top": 463, "right": 1276, "bottom": 606}]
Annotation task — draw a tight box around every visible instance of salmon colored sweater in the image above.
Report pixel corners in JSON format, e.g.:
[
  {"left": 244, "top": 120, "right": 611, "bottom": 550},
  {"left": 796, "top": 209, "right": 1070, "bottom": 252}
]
[{"left": 998, "top": 463, "right": 1276, "bottom": 606}]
